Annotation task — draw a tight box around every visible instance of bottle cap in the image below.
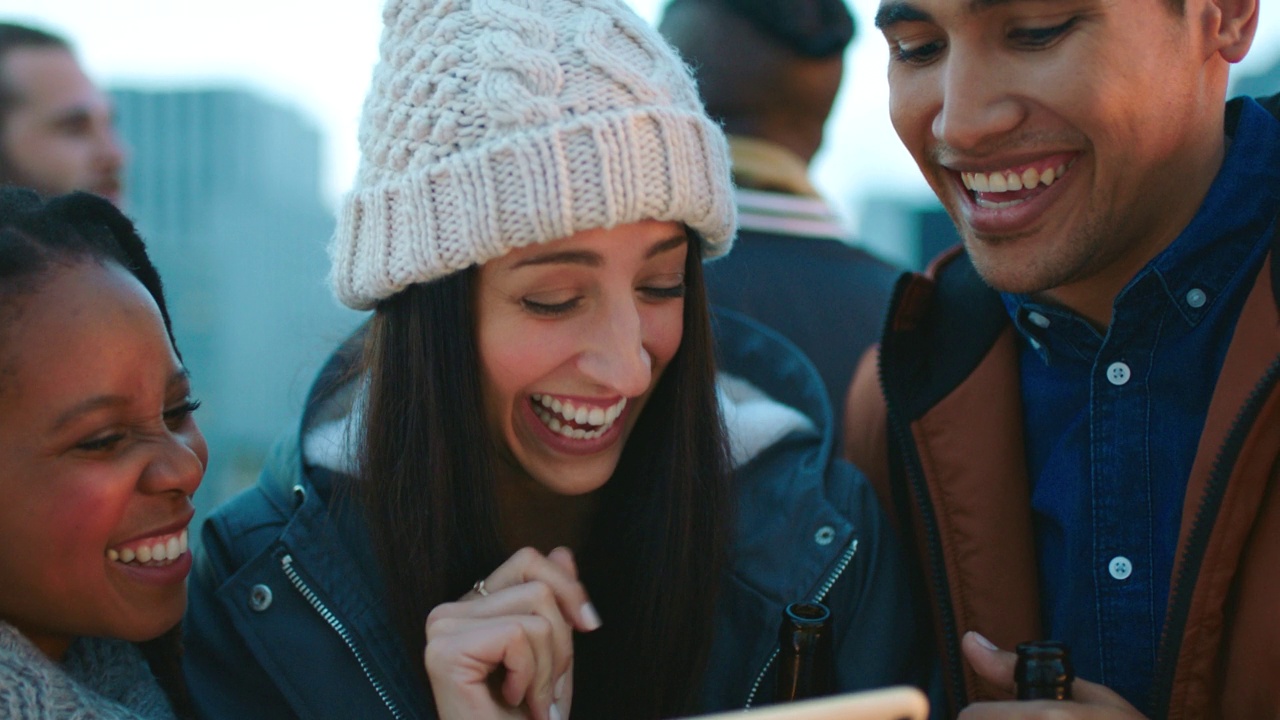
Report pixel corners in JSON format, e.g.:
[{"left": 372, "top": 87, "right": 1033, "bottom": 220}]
[{"left": 1015, "top": 640, "right": 1074, "bottom": 700}]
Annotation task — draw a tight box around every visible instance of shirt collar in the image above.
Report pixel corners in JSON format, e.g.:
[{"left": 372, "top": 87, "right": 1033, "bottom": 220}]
[
  {"left": 727, "top": 135, "right": 821, "bottom": 198},
  {"left": 1002, "top": 97, "right": 1280, "bottom": 357},
  {"left": 1137, "top": 97, "right": 1280, "bottom": 328}
]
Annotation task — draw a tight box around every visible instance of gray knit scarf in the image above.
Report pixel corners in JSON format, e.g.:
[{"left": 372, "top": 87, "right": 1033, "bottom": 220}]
[{"left": 0, "top": 621, "right": 176, "bottom": 719}]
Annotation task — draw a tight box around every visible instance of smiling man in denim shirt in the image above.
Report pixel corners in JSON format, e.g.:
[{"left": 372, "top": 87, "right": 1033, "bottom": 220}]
[{"left": 843, "top": 0, "right": 1280, "bottom": 717}]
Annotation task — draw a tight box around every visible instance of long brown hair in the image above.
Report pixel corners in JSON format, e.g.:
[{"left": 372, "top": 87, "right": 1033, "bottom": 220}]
[{"left": 357, "top": 235, "right": 732, "bottom": 719}]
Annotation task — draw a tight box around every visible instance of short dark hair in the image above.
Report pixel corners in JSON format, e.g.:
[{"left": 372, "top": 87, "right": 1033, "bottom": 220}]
[
  {"left": 0, "top": 23, "right": 72, "bottom": 126},
  {"left": 0, "top": 22, "right": 68, "bottom": 51},
  {"left": 0, "top": 22, "right": 69, "bottom": 60},
  {"left": 663, "top": 0, "right": 855, "bottom": 59},
  {"left": 0, "top": 188, "right": 178, "bottom": 385}
]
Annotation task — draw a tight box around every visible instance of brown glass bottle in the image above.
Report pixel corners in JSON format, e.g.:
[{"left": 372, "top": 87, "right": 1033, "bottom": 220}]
[
  {"left": 774, "top": 601, "right": 835, "bottom": 702},
  {"left": 1015, "top": 640, "right": 1074, "bottom": 700}
]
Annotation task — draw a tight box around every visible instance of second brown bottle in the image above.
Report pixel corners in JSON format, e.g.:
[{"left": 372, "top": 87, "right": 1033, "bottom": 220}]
[{"left": 774, "top": 600, "right": 836, "bottom": 702}]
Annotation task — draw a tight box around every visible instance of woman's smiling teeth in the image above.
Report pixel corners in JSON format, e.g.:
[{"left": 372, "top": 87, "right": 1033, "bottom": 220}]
[
  {"left": 106, "top": 528, "right": 189, "bottom": 566},
  {"left": 530, "top": 394, "right": 627, "bottom": 440}
]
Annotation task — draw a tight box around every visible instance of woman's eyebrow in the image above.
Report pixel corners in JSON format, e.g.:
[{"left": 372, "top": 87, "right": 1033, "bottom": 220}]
[
  {"left": 50, "top": 395, "right": 130, "bottom": 433},
  {"left": 646, "top": 234, "right": 689, "bottom": 259},
  {"left": 511, "top": 250, "right": 603, "bottom": 269},
  {"left": 49, "top": 369, "right": 192, "bottom": 432},
  {"left": 508, "top": 233, "right": 688, "bottom": 270},
  {"left": 168, "top": 368, "right": 193, "bottom": 392}
]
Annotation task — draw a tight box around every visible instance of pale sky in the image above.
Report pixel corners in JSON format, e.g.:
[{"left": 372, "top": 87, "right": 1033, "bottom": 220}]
[{"left": 4, "top": 0, "right": 1278, "bottom": 236}]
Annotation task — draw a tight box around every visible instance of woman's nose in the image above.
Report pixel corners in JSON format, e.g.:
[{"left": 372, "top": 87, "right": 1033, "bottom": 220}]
[
  {"left": 576, "top": 300, "right": 653, "bottom": 397},
  {"left": 140, "top": 428, "right": 207, "bottom": 497}
]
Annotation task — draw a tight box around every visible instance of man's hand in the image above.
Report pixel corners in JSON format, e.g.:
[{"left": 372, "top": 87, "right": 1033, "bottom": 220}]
[{"left": 958, "top": 632, "right": 1148, "bottom": 719}]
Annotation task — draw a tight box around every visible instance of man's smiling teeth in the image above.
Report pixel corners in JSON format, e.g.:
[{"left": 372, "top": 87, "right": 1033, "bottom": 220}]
[
  {"left": 530, "top": 394, "right": 627, "bottom": 440},
  {"left": 106, "top": 529, "right": 189, "bottom": 566},
  {"left": 961, "top": 163, "right": 1067, "bottom": 193}
]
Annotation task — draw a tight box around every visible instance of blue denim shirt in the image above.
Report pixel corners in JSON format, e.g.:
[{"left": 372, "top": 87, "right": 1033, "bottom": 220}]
[{"left": 1000, "top": 98, "right": 1280, "bottom": 714}]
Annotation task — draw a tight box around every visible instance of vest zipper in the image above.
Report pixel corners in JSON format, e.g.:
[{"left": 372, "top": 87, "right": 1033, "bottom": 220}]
[
  {"left": 281, "top": 553, "right": 405, "bottom": 720},
  {"left": 743, "top": 538, "right": 859, "bottom": 708},
  {"left": 883, "top": 401, "right": 966, "bottom": 714},
  {"left": 1149, "top": 356, "right": 1280, "bottom": 718}
]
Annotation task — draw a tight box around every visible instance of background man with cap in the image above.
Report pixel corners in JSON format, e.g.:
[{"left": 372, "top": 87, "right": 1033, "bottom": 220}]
[
  {"left": 659, "top": 0, "right": 902, "bottom": 441},
  {"left": 0, "top": 22, "right": 124, "bottom": 206}
]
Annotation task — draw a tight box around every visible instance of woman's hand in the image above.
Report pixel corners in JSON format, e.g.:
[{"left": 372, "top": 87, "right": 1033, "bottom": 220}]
[{"left": 424, "top": 546, "right": 602, "bottom": 720}]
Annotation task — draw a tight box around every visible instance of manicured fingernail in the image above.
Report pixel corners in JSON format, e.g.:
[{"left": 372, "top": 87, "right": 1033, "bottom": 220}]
[
  {"left": 972, "top": 631, "right": 998, "bottom": 651},
  {"left": 550, "top": 703, "right": 563, "bottom": 720},
  {"left": 580, "top": 601, "right": 602, "bottom": 631},
  {"left": 555, "top": 673, "right": 567, "bottom": 700}
]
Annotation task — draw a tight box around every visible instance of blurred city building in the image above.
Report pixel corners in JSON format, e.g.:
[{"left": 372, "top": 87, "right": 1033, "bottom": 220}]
[{"left": 111, "top": 87, "right": 364, "bottom": 520}]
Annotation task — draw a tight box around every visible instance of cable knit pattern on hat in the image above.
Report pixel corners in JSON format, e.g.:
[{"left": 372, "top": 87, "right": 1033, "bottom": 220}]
[{"left": 332, "top": 0, "right": 736, "bottom": 309}]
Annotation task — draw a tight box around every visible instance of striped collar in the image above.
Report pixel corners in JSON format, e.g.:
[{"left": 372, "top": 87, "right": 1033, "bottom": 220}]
[{"left": 735, "top": 187, "right": 849, "bottom": 239}]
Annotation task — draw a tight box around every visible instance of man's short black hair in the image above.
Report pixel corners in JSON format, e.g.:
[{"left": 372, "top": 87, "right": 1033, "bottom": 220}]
[
  {"left": 0, "top": 22, "right": 68, "bottom": 54},
  {"left": 664, "top": 0, "right": 856, "bottom": 59},
  {"left": 0, "top": 23, "right": 73, "bottom": 127}
]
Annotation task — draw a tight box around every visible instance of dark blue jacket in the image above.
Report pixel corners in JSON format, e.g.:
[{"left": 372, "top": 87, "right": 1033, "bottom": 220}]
[
  {"left": 182, "top": 309, "right": 929, "bottom": 719},
  {"left": 705, "top": 195, "right": 903, "bottom": 448}
]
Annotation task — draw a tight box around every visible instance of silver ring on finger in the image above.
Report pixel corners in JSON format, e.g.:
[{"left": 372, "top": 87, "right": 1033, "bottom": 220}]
[{"left": 472, "top": 578, "right": 490, "bottom": 597}]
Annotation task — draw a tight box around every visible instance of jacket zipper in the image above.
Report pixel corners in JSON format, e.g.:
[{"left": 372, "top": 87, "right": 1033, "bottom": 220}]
[
  {"left": 882, "top": 402, "right": 966, "bottom": 714},
  {"left": 743, "top": 538, "right": 860, "bottom": 708},
  {"left": 1148, "top": 356, "right": 1280, "bottom": 718},
  {"left": 281, "top": 553, "right": 405, "bottom": 720}
]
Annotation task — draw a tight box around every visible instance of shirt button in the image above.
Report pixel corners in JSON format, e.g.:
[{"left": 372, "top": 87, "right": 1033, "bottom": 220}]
[
  {"left": 1106, "top": 362, "right": 1131, "bottom": 386},
  {"left": 1186, "top": 288, "right": 1207, "bottom": 308},
  {"left": 1026, "top": 311, "right": 1051, "bottom": 328},
  {"left": 1108, "top": 556, "right": 1133, "bottom": 580}
]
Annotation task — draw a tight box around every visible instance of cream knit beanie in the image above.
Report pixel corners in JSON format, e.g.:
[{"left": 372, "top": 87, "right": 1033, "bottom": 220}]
[{"left": 331, "top": 0, "right": 736, "bottom": 309}]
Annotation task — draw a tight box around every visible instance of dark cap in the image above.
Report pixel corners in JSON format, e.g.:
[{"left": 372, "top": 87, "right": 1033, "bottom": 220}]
[{"left": 667, "top": 0, "right": 856, "bottom": 58}]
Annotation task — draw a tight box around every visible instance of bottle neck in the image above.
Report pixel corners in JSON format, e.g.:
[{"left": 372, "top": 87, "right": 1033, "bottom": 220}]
[{"left": 775, "top": 601, "right": 835, "bottom": 702}]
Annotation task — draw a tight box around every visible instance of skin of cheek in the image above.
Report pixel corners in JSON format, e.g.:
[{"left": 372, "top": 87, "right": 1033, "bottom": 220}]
[
  {"left": 478, "top": 300, "right": 685, "bottom": 497},
  {"left": 0, "top": 446, "right": 181, "bottom": 652}
]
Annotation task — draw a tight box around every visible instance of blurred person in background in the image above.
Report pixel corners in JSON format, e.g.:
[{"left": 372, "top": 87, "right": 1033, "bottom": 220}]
[
  {"left": 659, "top": 0, "right": 903, "bottom": 443},
  {"left": 0, "top": 22, "right": 124, "bottom": 205}
]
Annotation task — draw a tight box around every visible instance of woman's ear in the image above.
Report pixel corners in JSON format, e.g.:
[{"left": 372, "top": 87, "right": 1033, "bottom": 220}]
[{"left": 1201, "top": 0, "right": 1259, "bottom": 64}]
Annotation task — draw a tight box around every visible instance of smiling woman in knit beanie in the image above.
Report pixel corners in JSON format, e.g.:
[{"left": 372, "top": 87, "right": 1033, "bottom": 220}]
[{"left": 182, "top": 0, "right": 930, "bottom": 717}]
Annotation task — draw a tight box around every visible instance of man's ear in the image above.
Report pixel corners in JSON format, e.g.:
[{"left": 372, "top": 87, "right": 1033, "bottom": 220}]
[{"left": 1200, "top": 0, "right": 1258, "bottom": 64}]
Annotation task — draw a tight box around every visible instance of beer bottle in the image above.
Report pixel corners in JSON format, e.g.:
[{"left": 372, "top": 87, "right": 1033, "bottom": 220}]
[
  {"left": 1015, "top": 640, "right": 1074, "bottom": 700},
  {"left": 774, "top": 601, "right": 835, "bottom": 702}
]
